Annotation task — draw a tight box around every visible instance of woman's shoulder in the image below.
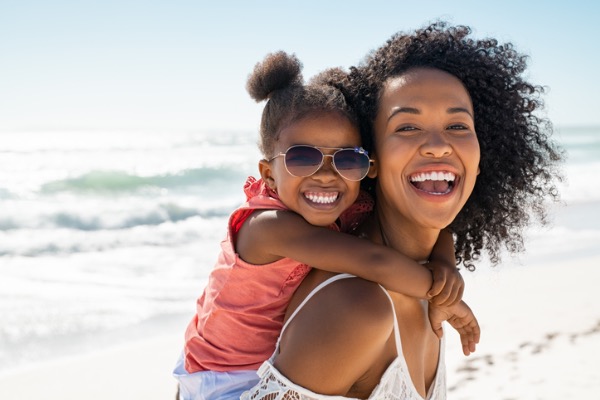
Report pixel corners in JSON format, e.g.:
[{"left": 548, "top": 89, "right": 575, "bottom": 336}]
[
  {"left": 275, "top": 274, "right": 397, "bottom": 394},
  {"left": 286, "top": 273, "right": 395, "bottom": 342},
  {"left": 327, "top": 276, "right": 394, "bottom": 319}
]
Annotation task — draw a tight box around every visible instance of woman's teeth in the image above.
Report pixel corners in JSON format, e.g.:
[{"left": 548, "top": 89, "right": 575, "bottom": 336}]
[
  {"left": 409, "top": 171, "right": 456, "bottom": 195},
  {"left": 305, "top": 192, "right": 339, "bottom": 204},
  {"left": 410, "top": 171, "right": 456, "bottom": 182}
]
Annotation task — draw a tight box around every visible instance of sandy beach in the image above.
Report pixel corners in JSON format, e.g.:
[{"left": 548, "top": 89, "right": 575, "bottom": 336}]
[
  {"left": 1, "top": 236, "right": 599, "bottom": 399},
  {"left": 445, "top": 253, "right": 600, "bottom": 399},
  {"left": 0, "top": 333, "right": 182, "bottom": 400}
]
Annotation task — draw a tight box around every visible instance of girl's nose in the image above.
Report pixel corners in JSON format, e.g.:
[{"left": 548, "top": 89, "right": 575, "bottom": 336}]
[{"left": 311, "top": 155, "right": 338, "bottom": 181}]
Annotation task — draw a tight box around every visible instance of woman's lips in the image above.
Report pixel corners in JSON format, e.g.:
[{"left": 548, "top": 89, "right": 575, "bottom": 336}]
[{"left": 409, "top": 171, "right": 456, "bottom": 195}]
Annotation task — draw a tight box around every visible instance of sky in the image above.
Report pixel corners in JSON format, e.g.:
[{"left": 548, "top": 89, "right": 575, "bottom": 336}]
[{"left": 1, "top": 0, "right": 599, "bottom": 132}]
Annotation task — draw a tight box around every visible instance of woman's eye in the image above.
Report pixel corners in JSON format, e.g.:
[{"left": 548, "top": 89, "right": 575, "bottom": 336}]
[{"left": 447, "top": 124, "right": 471, "bottom": 132}]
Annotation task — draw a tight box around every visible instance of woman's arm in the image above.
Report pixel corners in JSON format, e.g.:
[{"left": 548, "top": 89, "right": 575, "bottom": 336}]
[{"left": 236, "top": 209, "right": 435, "bottom": 299}]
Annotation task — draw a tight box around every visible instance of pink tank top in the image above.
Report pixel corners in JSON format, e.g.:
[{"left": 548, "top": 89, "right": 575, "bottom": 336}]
[{"left": 183, "top": 177, "right": 373, "bottom": 373}]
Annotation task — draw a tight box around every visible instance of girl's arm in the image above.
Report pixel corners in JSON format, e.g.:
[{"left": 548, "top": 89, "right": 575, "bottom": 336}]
[
  {"left": 237, "top": 209, "right": 434, "bottom": 299},
  {"left": 428, "top": 228, "right": 465, "bottom": 306}
]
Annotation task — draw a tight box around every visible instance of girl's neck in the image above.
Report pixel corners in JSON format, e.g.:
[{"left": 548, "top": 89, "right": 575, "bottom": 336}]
[{"left": 372, "top": 206, "right": 440, "bottom": 263}]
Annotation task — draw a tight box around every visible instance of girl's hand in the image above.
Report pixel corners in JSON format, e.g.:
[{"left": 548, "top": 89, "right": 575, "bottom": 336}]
[
  {"left": 428, "top": 300, "right": 480, "bottom": 356},
  {"left": 427, "top": 260, "right": 464, "bottom": 306}
]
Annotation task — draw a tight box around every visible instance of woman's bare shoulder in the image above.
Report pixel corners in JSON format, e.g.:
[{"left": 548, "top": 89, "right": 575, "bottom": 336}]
[
  {"left": 275, "top": 276, "right": 396, "bottom": 394},
  {"left": 281, "top": 276, "right": 395, "bottom": 355},
  {"left": 325, "top": 277, "right": 395, "bottom": 321},
  {"left": 288, "top": 273, "right": 395, "bottom": 332}
]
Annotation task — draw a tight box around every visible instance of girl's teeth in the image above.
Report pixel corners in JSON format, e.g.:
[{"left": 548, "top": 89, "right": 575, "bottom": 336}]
[{"left": 305, "top": 192, "right": 339, "bottom": 204}]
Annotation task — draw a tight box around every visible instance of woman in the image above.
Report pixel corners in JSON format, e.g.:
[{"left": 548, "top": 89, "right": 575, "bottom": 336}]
[{"left": 242, "top": 22, "right": 563, "bottom": 399}]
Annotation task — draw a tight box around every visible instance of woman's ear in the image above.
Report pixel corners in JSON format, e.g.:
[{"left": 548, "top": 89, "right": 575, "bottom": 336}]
[
  {"left": 367, "top": 157, "right": 378, "bottom": 179},
  {"left": 258, "top": 159, "right": 277, "bottom": 190}
]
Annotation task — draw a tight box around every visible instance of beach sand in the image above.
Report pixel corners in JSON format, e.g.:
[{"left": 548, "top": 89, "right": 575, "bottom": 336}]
[
  {"left": 1, "top": 229, "right": 598, "bottom": 399},
  {"left": 444, "top": 253, "right": 600, "bottom": 399},
  {"left": 0, "top": 333, "right": 182, "bottom": 400}
]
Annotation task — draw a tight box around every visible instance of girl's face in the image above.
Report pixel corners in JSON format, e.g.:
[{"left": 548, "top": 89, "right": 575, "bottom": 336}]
[
  {"left": 260, "top": 112, "right": 362, "bottom": 227},
  {"left": 371, "top": 68, "right": 480, "bottom": 231}
]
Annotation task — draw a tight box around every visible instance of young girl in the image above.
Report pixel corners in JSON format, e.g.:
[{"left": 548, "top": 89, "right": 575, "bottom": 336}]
[{"left": 173, "top": 51, "right": 478, "bottom": 400}]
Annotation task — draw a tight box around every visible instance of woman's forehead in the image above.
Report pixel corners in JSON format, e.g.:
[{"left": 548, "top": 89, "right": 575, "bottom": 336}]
[{"left": 378, "top": 69, "right": 473, "bottom": 116}]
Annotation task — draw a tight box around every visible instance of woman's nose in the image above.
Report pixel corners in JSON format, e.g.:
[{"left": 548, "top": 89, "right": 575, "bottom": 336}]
[{"left": 420, "top": 131, "right": 452, "bottom": 158}]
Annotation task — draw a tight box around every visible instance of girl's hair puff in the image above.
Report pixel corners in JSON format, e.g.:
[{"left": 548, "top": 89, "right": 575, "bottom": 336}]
[
  {"left": 348, "top": 21, "right": 564, "bottom": 269},
  {"left": 247, "top": 51, "right": 357, "bottom": 157}
]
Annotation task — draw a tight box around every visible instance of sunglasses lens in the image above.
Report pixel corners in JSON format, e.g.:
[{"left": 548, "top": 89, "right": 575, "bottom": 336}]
[
  {"left": 333, "top": 149, "right": 370, "bottom": 181},
  {"left": 284, "top": 146, "right": 323, "bottom": 177}
]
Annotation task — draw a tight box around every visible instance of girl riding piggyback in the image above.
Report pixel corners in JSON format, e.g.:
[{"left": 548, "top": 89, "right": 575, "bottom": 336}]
[{"left": 173, "top": 51, "right": 476, "bottom": 400}]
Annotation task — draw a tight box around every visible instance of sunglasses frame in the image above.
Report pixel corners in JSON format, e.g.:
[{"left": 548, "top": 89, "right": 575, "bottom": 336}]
[{"left": 268, "top": 145, "right": 374, "bottom": 181}]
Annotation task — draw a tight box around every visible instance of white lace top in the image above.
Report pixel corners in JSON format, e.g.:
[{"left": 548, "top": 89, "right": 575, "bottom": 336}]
[{"left": 241, "top": 273, "right": 446, "bottom": 400}]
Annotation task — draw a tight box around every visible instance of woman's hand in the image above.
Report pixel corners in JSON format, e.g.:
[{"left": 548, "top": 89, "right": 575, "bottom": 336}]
[{"left": 428, "top": 300, "right": 480, "bottom": 356}]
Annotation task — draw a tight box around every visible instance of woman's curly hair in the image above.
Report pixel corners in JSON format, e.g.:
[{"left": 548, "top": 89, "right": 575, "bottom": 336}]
[
  {"left": 347, "top": 22, "right": 564, "bottom": 269},
  {"left": 247, "top": 51, "right": 358, "bottom": 158}
]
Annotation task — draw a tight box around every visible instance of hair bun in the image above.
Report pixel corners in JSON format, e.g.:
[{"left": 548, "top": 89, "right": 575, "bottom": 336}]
[
  {"left": 246, "top": 51, "right": 303, "bottom": 102},
  {"left": 309, "top": 67, "right": 348, "bottom": 87}
]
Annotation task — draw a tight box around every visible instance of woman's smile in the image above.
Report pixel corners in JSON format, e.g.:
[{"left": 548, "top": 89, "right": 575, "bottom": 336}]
[{"left": 409, "top": 170, "right": 457, "bottom": 196}]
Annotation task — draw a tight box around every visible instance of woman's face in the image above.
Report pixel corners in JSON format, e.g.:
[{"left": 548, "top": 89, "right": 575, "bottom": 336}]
[{"left": 371, "top": 68, "right": 480, "bottom": 231}]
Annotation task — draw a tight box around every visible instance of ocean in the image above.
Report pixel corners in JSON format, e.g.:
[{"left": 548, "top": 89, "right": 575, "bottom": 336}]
[{"left": 0, "top": 126, "right": 598, "bottom": 373}]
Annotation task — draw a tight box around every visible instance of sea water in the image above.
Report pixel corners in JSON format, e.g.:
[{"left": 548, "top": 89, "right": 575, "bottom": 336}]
[
  {"left": 0, "top": 129, "right": 261, "bottom": 371},
  {"left": 0, "top": 126, "right": 598, "bottom": 372}
]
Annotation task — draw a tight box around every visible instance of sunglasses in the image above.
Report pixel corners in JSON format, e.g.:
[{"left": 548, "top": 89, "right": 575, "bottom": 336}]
[{"left": 269, "top": 145, "right": 373, "bottom": 181}]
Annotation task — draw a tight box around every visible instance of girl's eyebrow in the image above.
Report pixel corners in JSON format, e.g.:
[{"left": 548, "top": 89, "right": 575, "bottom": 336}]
[{"left": 387, "top": 106, "right": 473, "bottom": 121}]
